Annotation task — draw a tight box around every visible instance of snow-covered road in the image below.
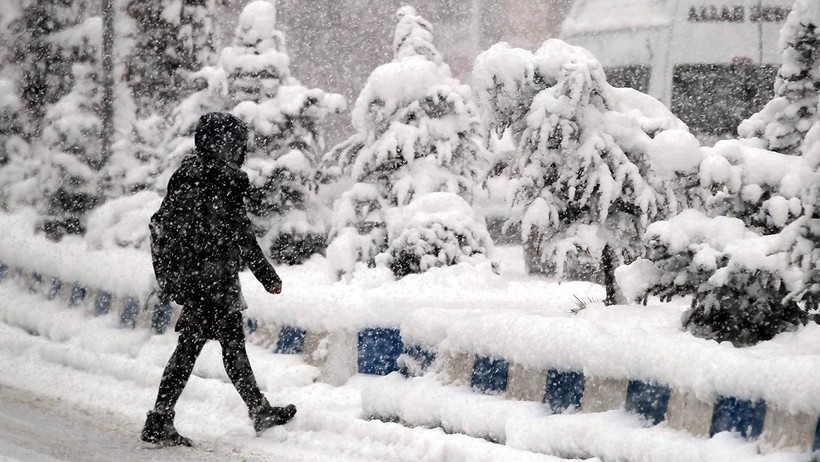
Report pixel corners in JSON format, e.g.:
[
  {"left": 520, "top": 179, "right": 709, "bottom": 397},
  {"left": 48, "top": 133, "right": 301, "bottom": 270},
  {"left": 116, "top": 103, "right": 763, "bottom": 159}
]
[{"left": 0, "top": 283, "right": 579, "bottom": 462}]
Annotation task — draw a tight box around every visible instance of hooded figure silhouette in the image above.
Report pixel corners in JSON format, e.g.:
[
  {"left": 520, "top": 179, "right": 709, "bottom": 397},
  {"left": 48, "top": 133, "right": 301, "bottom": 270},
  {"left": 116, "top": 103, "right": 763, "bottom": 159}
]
[
  {"left": 143, "top": 112, "right": 296, "bottom": 447},
  {"left": 194, "top": 111, "right": 249, "bottom": 167}
]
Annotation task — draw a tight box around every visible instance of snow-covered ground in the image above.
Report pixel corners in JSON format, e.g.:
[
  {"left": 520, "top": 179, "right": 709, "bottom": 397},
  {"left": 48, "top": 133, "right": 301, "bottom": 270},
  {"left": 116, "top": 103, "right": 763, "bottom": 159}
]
[{"left": 0, "top": 282, "right": 585, "bottom": 462}]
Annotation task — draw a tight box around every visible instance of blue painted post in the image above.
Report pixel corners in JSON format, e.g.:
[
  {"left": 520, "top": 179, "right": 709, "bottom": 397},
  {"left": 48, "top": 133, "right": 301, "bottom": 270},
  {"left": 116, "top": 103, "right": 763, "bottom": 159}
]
[
  {"left": 69, "top": 284, "right": 87, "bottom": 307},
  {"left": 119, "top": 297, "right": 140, "bottom": 328},
  {"left": 544, "top": 369, "right": 586, "bottom": 413},
  {"left": 471, "top": 356, "right": 509, "bottom": 394},
  {"left": 94, "top": 291, "right": 112, "bottom": 316},
  {"left": 709, "top": 396, "right": 767, "bottom": 439},
  {"left": 151, "top": 299, "right": 173, "bottom": 334},
  {"left": 28, "top": 272, "right": 43, "bottom": 294},
  {"left": 244, "top": 318, "right": 258, "bottom": 336},
  {"left": 625, "top": 380, "right": 672, "bottom": 425},
  {"left": 357, "top": 328, "right": 403, "bottom": 375},
  {"left": 47, "top": 277, "right": 62, "bottom": 300},
  {"left": 276, "top": 326, "right": 307, "bottom": 354},
  {"left": 814, "top": 415, "right": 820, "bottom": 452},
  {"left": 0, "top": 262, "right": 7, "bottom": 281}
]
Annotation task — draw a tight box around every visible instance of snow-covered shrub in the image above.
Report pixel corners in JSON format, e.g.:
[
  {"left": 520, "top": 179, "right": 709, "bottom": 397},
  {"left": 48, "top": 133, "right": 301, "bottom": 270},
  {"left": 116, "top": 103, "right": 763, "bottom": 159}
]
[
  {"left": 325, "top": 183, "right": 388, "bottom": 278},
  {"left": 629, "top": 9, "right": 820, "bottom": 337},
  {"left": 699, "top": 140, "right": 810, "bottom": 234},
  {"left": 85, "top": 190, "right": 162, "bottom": 250},
  {"left": 221, "top": 1, "right": 288, "bottom": 105},
  {"left": 738, "top": 0, "right": 820, "bottom": 154},
  {"left": 223, "top": 1, "right": 345, "bottom": 264},
  {"left": 323, "top": 6, "right": 492, "bottom": 279},
  {"left": 620, "top": 116, "right": 820, "bottom": 345},
  {"left": 0, "top": 2, "right": 21, "bottom": 67},
  {"left": 473, "top": 39, "right": 700, "bottom": 302},
  {"left": 616, "top": 210, "right": 809, "bottom": 346},
  {"left": 620, "top": 93, "right": 820, "bottom": 345},
  {"left": 383, "top": 192, "right": 494, "bottom": 278},
  {"left": 619, "top": 114, "right": 820, "bottom": 345}
]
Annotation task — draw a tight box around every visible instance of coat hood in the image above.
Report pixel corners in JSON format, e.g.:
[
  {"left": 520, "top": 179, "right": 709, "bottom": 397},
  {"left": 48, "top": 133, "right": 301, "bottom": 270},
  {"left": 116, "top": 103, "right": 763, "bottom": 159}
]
[{"left": 194, "top": 112, "right": 249, "bottom": 166}]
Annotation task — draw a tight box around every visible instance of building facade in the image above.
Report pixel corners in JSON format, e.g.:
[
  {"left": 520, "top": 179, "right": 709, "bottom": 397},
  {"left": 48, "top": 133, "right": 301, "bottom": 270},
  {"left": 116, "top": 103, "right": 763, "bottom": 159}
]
[{"left": 561, "top": 0, "right": 792, "bottom": 136}]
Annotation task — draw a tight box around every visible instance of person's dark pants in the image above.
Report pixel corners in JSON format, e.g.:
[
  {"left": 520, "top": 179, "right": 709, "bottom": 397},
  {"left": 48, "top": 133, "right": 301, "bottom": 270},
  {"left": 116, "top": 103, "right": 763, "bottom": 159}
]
[{"left": 153, "top": 310, "right": 267, "bottom": 417}]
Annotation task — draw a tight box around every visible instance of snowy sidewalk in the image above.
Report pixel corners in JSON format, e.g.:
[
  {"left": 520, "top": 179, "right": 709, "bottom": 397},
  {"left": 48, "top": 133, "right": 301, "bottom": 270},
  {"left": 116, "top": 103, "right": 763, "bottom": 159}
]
[
  {"left": 0, "top": 383, "right": 271, "bottom": 462},
  {"left": 0, "top": 283, "right": 581, "bottom": 462}
]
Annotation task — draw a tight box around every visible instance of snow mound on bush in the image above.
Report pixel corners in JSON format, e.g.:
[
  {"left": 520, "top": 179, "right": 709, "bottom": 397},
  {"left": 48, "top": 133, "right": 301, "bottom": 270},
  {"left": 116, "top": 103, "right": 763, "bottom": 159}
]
[{"left": 85, "top": 191, "right": 162, "bottom": 250}]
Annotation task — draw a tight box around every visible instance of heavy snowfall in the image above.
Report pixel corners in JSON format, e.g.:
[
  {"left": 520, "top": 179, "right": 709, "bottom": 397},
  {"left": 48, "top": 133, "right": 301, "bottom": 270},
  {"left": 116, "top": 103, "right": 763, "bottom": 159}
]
[{"left": 0, "top": 0, "right": 819, "bottom": 461}]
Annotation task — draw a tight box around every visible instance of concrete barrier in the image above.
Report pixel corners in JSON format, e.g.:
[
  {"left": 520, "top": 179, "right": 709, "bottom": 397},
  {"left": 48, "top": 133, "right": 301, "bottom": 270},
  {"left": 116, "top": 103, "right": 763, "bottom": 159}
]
[{"left": 3, "top": 258, "right": 818, "bottom": 458}]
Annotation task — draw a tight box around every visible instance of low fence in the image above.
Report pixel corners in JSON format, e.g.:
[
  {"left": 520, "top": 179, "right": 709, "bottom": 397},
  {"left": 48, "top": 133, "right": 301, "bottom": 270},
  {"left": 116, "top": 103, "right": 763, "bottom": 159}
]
[{"left": 1, "top": 259, "right": 818, "bottom": 458}]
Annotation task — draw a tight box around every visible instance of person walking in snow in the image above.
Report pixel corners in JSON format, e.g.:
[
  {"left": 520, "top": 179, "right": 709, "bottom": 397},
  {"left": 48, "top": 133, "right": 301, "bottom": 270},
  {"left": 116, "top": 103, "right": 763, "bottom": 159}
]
[{"left": 142, "top": 112, "right": 296, "bottom": 447}]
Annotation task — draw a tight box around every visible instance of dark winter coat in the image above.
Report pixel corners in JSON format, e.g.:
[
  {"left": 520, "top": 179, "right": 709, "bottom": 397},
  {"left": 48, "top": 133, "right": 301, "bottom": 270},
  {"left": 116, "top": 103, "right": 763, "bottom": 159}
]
[{"left": 153, "top": 113, "right": 281, "bottom": 338}]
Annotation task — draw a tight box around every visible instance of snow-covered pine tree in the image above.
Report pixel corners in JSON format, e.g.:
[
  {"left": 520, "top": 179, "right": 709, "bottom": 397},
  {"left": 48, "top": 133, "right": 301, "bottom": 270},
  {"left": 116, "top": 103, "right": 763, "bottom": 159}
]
[
  {"left": 108, "top": 0, "right": 217, "bottom": 196},
  {"left": 0, "top": 79, "right": 23, "bottom": 166},
  {"left": 223, "top": 1, "right": 345, "bottom": 264},
  {"left": 80, "top": 0, "right": 170, "bottom": 250},
  {"left": 177, "top": 0, "right": 216, "bottom": 76},
  {"left": 786, "top": 122, "right": 820, "bottom": 313},
  {"left": 0, "top": 2, "right": 22, "bottom": 77},
  {"left": 472, "top": 42, "right": 543, "bottom": 145},
  {"left": 38, "top": 17, "right": 104, "bottom": 239},
  {"left": 158, "top": 65, "right": 228, "bottom": 191},
  {"left": 0, "top": 3, "right": 34, "bottom": 207},
  {"left": 0, "top": 79, "right": 37, "bottom": 210},
  {"left": 124, "top": 0, "right": 182, "bottom": 118},
  {"left": 11, "top": 0, "right": 86, "bottom": 138},
  {"left": 221, "top": 1, "right": 288, "bottom": 105},
  {"left": 471, "top": 43, "right": 546, "bottom": 244},
  {"left": 625, "top": 0, "right": 820, "bottom": 340},
  {"left": 324, "top": 6, "right": 493, "bottom": 279},
  {"left": 739, "top": 0, "right": 820, "bottom": 154},
  {"left": 474, "top": 39, "right": 698, "bottom": 303}
]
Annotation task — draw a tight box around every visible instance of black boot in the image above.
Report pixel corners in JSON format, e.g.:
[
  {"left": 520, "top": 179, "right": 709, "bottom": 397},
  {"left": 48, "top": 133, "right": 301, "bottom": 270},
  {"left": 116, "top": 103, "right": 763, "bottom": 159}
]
[
  {"left": 141, "top": 410, "right": 193, "bottom": 447},
  {"left": 252, "top": 403, "right": 297, "bottom": 435}
]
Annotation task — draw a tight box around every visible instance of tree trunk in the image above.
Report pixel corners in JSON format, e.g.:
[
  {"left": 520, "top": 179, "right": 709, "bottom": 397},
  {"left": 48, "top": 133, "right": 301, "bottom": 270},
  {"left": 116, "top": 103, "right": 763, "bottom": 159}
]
[{"left": 602, "top": 244, "right": 617, "bottom": 305}]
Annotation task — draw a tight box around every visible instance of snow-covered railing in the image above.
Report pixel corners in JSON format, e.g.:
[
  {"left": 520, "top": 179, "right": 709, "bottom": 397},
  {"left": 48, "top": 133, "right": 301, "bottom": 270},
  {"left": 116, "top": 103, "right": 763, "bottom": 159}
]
[
  {"left": 245, "top": 307, "right": 820, "bottom": 456},
  {"left": 3, "top": 260, "right": 819, "bottom": 456},
  {"left": 0, "top": 261, "right": 177, "bottom": 334},
  {"left": 387, "top": 308, "right": 820, "bottom": 452},
  {"left": 1, "top": 209, "right": 818, "bottom": 458}
]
